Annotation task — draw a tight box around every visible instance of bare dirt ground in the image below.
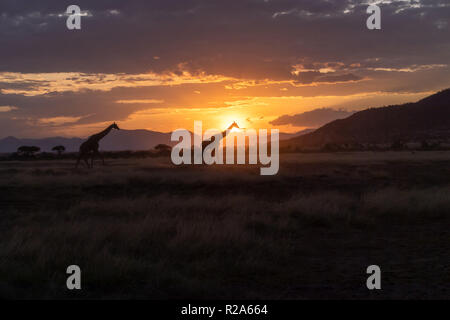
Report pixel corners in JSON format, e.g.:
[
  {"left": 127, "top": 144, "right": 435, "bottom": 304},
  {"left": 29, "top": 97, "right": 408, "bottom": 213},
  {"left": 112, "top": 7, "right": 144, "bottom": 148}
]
[{"left": 0, "top": 151, "right": 449, "bottom": 299}]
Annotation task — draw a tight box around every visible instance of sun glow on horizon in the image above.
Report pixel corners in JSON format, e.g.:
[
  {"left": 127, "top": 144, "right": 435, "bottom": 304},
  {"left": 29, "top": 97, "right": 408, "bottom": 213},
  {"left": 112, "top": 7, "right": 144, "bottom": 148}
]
[{"left": 219, "top": 114, "right": 247, "bottom": 130}]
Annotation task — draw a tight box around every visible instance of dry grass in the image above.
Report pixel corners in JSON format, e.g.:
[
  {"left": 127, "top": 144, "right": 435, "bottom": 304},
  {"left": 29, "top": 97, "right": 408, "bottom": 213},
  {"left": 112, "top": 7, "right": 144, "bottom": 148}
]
[{"left": 0, "top": 151, "right": 449, "bottom": 299}]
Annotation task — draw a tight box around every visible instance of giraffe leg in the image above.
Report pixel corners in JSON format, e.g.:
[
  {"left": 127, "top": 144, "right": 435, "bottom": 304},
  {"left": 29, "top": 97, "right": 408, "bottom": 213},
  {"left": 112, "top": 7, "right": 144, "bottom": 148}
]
[
  {"left": 84, "top": 155, "right": 90, "bottom": 168},
  {"left": 75, "top": 153, "right": 82, "bottom": 168},
  {"left": 92, "top": 146, "right": 105, "bottom": 167},
  {"left": 96, "top": 150, "right": 105, "bottom": 165},
  {"left": 90, "top": 153, "right": 95, "bottom": 168},
  {"left": 76, "top": 152, "right": 88, "bottom": 168}
]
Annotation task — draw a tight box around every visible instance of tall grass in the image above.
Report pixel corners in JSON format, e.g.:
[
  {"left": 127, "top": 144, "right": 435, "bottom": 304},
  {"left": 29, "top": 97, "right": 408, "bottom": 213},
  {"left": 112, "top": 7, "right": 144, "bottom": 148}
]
[{"left": 1, "top": 153, "right": 449, "bottom": 299}]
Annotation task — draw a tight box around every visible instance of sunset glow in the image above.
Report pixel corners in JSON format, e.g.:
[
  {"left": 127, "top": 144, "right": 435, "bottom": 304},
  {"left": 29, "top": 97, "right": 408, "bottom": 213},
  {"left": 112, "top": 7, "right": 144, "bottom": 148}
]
[{"left": 0, "top": 1, "right": 448, "bottom": 139}]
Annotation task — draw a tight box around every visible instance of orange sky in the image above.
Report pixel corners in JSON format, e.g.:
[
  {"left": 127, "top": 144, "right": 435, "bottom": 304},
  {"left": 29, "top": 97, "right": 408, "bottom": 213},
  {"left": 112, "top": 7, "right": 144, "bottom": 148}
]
[
  {"left": 0, "top": 69, "right": 442, "bottom": 138},
  {"left": 59, "top": 88, "right": 432, "bottom": 137},
  {"left": 1, "top": 1, "right": 449, "bottom": 138}
]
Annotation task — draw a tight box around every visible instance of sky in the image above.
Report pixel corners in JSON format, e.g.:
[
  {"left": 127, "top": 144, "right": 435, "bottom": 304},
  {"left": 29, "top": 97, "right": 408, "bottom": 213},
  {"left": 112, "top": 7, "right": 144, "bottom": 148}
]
[{"left": 0, "top": 0, "right": 449, "bottom": 138}]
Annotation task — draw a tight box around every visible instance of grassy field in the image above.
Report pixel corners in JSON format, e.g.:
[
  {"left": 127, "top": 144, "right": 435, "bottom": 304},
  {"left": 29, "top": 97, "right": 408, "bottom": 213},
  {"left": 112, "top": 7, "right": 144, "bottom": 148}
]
[{"left": 0, "top": 151, "right": 449, "bottom": 299}]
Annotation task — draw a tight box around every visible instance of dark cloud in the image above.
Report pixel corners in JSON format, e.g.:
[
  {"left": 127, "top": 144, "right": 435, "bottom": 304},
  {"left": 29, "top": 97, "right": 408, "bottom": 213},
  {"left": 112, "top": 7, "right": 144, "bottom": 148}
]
[
  {"left": 293, "top": 72, "right": 362, "bottom": 85},
  {"left": 270, "top": 108, "right": 354, "bottom": 127},
  {"left": 0, "top": 0, "right": 449, "bottom": 137},
  {"left": 0, "top": 0, "right": 448, "bottom": 77}
]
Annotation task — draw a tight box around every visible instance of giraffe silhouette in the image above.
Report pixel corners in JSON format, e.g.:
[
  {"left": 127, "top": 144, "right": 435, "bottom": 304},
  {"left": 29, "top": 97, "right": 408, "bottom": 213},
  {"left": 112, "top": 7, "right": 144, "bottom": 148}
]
[
  {"left": 76, "top": 123, "right": 120, "bottom": 168},
  {"left": 201, "top": 121, "right": 240, "bottom": 153}
]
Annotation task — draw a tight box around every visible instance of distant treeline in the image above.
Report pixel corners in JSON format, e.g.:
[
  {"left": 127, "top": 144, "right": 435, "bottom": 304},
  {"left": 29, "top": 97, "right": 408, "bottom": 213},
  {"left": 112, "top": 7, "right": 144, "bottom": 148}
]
[
  {"left": 280, "top": 140, "right": 450, "bottom": 153},
  {"left": 0, "top": 150, "right": 171, "bottom": 161},
  {"left": 0, "top": 144, "right": 172, "bottom": 161},
  {"left": 1, "top": 140, "right": 450, "bottom": 161}
]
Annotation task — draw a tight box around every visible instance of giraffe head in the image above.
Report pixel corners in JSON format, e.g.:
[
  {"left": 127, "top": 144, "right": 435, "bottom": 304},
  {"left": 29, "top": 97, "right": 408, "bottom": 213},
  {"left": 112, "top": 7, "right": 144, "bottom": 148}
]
[
  {"left": 112, "top": 122, "right": 120, "bottom": 130},
  {"left": 227, "top": 121, "right": 239, "bottom": 130}
]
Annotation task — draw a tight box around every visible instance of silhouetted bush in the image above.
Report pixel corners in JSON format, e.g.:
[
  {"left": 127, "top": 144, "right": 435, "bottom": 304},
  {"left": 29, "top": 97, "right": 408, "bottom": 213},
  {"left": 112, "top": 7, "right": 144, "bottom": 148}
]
[
  {"left": 154, "top": 144, "right": 172, "bottom": 156},
  {"left": 17, "top": 146, "right": 40, "bottom": 157},
  {"left": 52, "top": 145, "right": 66, "bottom": 156}
]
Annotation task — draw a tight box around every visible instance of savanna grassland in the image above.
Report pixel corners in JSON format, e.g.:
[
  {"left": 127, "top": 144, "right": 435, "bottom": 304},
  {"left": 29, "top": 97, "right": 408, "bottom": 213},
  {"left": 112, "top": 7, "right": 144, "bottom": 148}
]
[{"left": 0, "top": 151, "right": 449, "bottom": 299}]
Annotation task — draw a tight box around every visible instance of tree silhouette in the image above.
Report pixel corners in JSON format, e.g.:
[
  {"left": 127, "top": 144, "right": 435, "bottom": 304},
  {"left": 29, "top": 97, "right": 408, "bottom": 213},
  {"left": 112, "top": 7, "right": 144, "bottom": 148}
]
[
  {"left": 154, "top": 144, "right": 172, "bottom": 156},
  {"left": 17, "top": 146, "right": 40, "bottom": 157},
  {"left": 52, "top": 145, "right": 66, "bottom": 156},
  {"left": 154, "top": 144, "right": 171, "bottom": 152}
]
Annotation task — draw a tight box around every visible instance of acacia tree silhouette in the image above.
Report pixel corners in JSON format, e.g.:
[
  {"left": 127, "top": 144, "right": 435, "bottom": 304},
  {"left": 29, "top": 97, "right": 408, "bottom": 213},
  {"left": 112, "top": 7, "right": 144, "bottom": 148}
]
[
  {"left": 17, "top": 146, "right": 40, "bottom": 157},
  {"left": 52, "top": 145, "right": 65, "bottom": 156}
]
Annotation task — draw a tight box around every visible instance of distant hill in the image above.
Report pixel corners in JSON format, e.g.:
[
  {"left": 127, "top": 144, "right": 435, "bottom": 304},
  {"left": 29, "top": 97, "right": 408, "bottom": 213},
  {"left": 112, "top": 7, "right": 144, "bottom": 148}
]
[
  {"left": 0, "top": 130, "right": 173, "bottom": 153},
  {"left": 100, "top": 129, "right": 172, "bottom": 151},
  {"left": 283, "top": 89, "right": 450, "bottom": 149},
  {"left": 278, "top": 128, "right": 315, "bottom": 141},
  {"left": 0, "top": 128, "right": 311, "bottom": 153}
]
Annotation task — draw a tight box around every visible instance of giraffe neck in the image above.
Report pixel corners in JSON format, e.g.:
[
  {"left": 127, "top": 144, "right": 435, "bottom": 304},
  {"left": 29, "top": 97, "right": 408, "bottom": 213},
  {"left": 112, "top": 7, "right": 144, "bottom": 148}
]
[
  {"left": 92, "top": 125, "right": 114, "bottom": 142},
  {"left": 221, "top": 129, "right": 228, "bottom": 138},
  {"left": 201, "top": 129, "right": 228, "bottom": 148},
  {"left": 222, "top": 127, "right": 237, "bottom": 137}
]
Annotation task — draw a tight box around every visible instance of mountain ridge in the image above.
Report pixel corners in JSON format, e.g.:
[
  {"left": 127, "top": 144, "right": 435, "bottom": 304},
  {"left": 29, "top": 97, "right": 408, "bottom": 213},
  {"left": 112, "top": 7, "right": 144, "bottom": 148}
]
[
  {"left": 283, "top": 88, "right": 450, "bottom": 149},
  {"left": 0, "top": 128, "right": 313, "bottom": 153}
]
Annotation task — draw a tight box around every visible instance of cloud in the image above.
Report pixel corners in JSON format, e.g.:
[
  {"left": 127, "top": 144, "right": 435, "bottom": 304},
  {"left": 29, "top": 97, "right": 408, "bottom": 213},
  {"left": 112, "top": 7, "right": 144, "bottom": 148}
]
[
  {"left": 270, "top": 108, "right": 354, "bottom": 127},
  {"left": 0, "top": 105, "right": 18, "bottom": 112},
  {"left": 0, "top": 0, "right": 449, "bottom": 138},
  {"left": 0, "top": 71, "right": 233, "bottom": 96},
  {"left": 292, "top": 72, "right": 363, "bottom": 85},
  {"left": 115, "top": 99, "right": 164, "bottom": 104},
  {"left": 38, "top": 116, "right": 83, "bottom": 125},
  {"left": 0, "top": 0, "right": 448, "bottom": 78}
]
